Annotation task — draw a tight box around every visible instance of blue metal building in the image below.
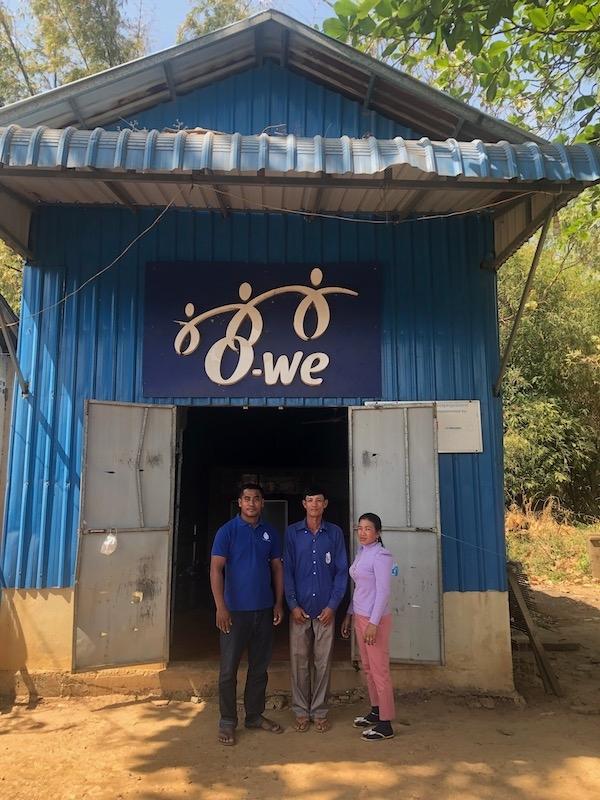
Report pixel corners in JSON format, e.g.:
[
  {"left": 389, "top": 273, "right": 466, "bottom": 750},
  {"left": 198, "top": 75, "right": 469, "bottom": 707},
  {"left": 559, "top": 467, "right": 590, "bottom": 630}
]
[{"left": 0, "top": 11, "right": 598, "bottom": 690}]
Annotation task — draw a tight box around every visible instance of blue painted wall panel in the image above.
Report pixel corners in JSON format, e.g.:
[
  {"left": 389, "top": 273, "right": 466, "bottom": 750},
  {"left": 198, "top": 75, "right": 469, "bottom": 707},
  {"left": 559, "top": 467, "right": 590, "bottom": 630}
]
[
  {"left": 1, "top": 207, "right": 505, "bottom": 592},
  {"left": 109, "top": 61, "right": 421, "bottom": 139}
]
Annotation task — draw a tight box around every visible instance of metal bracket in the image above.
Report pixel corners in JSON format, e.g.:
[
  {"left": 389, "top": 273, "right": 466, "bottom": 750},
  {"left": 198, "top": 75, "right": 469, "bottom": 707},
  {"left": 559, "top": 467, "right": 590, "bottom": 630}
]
[
  {"left": 0, "top": 300, "right": 28, "bottom": 396},
  {"left": 493, "top": 208, "right": 554, "bottom": 396}
]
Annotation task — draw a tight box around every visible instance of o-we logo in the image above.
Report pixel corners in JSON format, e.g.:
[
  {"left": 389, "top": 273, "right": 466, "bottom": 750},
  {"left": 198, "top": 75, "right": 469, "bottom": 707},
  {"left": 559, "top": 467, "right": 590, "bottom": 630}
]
[
  {"left": 173, "top": 268, "right": 358, "bottom": 387},
  {"left": 143, "top": 261, "right": 380, "bottom": 399}
]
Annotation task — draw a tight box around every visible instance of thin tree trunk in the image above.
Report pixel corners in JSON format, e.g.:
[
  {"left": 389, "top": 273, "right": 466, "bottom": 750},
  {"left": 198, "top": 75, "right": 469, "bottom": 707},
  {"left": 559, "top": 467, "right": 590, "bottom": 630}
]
[{"left": 0, "top": 6, "right": 36, "bottom": 96}]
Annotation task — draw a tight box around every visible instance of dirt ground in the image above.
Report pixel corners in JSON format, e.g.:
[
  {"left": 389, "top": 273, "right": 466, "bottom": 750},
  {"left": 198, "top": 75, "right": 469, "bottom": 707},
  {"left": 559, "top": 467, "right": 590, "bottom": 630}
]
[{"left": 2, "top": 582, "right": 599, "bottom": 800}]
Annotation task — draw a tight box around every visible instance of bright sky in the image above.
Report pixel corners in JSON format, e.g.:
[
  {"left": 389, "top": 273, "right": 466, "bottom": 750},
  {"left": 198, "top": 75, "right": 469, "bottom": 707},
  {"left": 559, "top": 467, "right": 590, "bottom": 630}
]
[{"left": 140, "top": 1, "right": 331, "bottom": 53}]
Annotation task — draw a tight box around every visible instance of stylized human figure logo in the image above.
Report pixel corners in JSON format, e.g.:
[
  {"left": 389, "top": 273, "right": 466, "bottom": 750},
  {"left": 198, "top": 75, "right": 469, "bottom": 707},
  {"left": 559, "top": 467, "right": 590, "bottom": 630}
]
[{"left": 174, "top": 267, "right": 358, "bottom": 386}]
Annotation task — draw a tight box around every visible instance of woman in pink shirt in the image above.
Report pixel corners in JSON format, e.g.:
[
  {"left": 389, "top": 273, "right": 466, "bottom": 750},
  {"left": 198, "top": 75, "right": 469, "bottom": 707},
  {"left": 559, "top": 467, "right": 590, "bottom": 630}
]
[{"left": 341, "top": 512, "right": 395, "bottom": 741}]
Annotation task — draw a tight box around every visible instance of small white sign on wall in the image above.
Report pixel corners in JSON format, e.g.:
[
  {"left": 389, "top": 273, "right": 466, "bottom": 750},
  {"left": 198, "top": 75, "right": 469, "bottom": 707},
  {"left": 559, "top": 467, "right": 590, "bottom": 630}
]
[{"left": 436, "top": 400, "right": 483, "bottom": 453}]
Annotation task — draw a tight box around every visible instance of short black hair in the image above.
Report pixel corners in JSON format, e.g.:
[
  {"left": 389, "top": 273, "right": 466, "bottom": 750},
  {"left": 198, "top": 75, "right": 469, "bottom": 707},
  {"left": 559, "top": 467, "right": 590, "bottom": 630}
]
[
  {"left": 302, "top": 487, "right": 328, "bottom": 500},
  {"left": 238, "top": 482, "right": 264, "bottom": 498}
]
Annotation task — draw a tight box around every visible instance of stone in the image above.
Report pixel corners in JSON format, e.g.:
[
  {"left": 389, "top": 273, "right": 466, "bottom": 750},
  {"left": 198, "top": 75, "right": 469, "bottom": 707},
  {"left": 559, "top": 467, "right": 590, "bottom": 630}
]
[
  {"left": 265, "top": 694, "right": 287, "bottom": 711},
  {"left": 480, "top": 697, "right": 496, "bottom": 709}
]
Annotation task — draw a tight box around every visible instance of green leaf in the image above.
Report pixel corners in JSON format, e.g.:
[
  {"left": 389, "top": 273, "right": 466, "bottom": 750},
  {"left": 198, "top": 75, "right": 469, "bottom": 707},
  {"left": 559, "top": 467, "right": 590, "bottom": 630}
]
[
  {"left": 376, "top": 0, "right": 394, "bottom": 15},
  {"left": 467, "top": 24, "right": 483, "bottom": 56},
  {"left": 356, "top": 16, "right": 377, "bottom": 34},
  {"left": 394, "top": 2, "right": 418, "bottom": 20},
  {"left": 334, "top": 0, "right": 358, "bottom": 16},
  {"left": 473, "top": 56, "right": 491, "bottom": 74},
  {"left": 486, "top": 79, "right": 498, "bottom": 101},
  {"left": 488, "top": 39, "right": 509, "bottom": 57},
  {"left": 381, "top": 41, "right": 397, "bottom": 58},
  {"left": 569, "top": 4, "right": 591, "bottom": 24},
  {"left": 497, "top": 69, "right": 511, "bottom": 88},
  {"left": 573, "top": 95, "right": 597, "bottom": 111},
  {"left": 485, "top": 3, "right": 503, "bottom": 29},
  {"left": 323, "top": 17, "right": 350, "bottom": 38},
  {"left": 356, "top": 0, "right": 379, "bottom": 19},
  {"left": 526, "top": 7, "right": 549, "bottom": 29}
]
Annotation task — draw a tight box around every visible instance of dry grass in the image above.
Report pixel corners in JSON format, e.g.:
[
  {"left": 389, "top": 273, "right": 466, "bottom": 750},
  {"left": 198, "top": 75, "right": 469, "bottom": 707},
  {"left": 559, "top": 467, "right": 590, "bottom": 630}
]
[{"left": 506, "top": 499, "right": 599, "bottom": 584}]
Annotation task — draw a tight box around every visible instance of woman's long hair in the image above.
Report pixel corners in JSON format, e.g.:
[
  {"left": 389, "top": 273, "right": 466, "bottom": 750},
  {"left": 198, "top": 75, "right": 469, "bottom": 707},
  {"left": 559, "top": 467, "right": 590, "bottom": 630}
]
[{"left": 358, "top": 512, "right": 383, "bottom": 545}]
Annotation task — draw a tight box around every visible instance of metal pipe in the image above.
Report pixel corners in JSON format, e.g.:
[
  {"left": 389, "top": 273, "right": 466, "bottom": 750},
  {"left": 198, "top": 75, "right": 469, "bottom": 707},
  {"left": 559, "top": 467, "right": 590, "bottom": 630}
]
[
  {"left": 493, "top": 209, "right": 554, "bottom": 396},
  {"left": 0, "top": 302, "right": 28, "bottom": 396}
]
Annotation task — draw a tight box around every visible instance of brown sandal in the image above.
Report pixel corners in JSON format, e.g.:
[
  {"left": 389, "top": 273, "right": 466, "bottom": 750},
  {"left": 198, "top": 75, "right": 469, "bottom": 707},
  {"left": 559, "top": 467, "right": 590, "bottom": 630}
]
[
  {"left": 314, "top": 717, "right": 331, "bottom": 733},
  {"left": 294, "top": 717, "right": 310, "bottom": 732},
  {"left": 218, "top": 724, "right": 236, "bottom": 746},
  {"left": 245, "top": 715, "right": 284, "bottom": 734}
]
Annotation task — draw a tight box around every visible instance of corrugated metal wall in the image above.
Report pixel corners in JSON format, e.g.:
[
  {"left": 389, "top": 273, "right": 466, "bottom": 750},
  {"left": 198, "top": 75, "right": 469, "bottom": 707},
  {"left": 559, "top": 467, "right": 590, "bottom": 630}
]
[
  {"left": 0, "top": 206, "right": 505, "bottom": 593},
  {"left": 109, "top": 60, "right": 421, "bottom": 139}
]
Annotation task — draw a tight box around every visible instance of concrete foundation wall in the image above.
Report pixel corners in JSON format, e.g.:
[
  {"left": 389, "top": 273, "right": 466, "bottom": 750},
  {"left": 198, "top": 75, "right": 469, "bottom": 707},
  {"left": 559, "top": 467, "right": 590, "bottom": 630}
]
[
  {"left": 0, "top": 589, "right": 74, "bottom": 673},
  {"left": 0, "top": 589, "right": 513, "bottom": 696}
]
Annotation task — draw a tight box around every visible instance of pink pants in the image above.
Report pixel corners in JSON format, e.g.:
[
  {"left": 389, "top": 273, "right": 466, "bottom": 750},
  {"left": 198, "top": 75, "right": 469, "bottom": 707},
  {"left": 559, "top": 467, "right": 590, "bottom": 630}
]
[{"left": 354, "top": 613, "right": 395, "bottom": 721}]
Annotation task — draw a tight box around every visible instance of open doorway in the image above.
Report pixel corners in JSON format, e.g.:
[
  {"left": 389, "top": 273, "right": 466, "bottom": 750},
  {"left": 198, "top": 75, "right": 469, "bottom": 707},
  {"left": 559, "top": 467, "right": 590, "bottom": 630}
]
[{"left": 170, "top": 406, "right": 351, "bottom": 662}]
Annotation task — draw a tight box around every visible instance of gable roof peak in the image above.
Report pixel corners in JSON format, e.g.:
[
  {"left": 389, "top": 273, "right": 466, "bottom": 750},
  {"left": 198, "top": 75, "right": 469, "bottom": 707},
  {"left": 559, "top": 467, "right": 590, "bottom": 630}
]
[{"left": 0, "top": 10, "right": 544, "bottom": 144}]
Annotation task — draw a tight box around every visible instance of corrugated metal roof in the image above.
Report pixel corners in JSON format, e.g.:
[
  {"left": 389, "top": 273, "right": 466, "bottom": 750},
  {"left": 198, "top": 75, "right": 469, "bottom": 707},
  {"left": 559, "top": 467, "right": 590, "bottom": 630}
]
[
  {"left": 2, "top": 126, "right": 599, "bottom": 182},
  {"left": 0, "top": 11, "right": 545, "bottom": 145},
  {"left": 0, "top": 125, "right": 596, "bottom": 264},
  {"left": 0, "top": 125, "right": 600, "bottom": 184}
]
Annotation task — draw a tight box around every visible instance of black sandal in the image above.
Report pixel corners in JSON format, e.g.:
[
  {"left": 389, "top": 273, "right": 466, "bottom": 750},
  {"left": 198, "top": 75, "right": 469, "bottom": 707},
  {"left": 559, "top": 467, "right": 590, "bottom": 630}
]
[
  {"left": 353, "top": 712, "right": 379, "bottom": 728},
  {"left": 362, "top": 724, "right": 394, "bottom": 741}
]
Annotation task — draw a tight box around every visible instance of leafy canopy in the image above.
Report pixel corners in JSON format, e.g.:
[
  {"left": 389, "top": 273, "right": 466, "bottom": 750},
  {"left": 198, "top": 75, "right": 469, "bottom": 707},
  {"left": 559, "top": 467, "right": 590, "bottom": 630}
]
[
  {"left": 177, "top": 0, "right": 255, "bottom": 42},
  {"left": 323, "top": 0, "right": 600, "bottom": 142},
  {"left": 0, "top": 0, "right": 145, "bottom": 102},
  {"left": 499, "top": 196, "right": 600, "bottom": 513}
]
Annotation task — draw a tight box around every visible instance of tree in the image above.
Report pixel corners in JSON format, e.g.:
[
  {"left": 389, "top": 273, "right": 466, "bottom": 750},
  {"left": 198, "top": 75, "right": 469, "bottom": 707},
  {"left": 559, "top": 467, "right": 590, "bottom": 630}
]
[
  {"left": 0, "top": 1, "right": 147, "bottom": 307},
  {"left": 0, "top": 242, "right": 23, "bottom": 313},
  {"left": 177, "top": 0, "right": 256, "bottom": 42},
  {"left": 0, "top": 1, "right": 146, "bottom": 102},
  {"left": 323, "top": 0, "right": 600, "bottom": 142},
  {"left": 499, "top": 196, "right": 600, "bottom": 513}
]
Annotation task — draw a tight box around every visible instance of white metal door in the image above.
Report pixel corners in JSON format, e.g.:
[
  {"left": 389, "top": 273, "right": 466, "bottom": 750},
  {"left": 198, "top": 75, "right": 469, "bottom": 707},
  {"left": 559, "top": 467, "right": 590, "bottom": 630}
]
[
  {"left": 349, "top": 404, "right": 442, "bottom": 663},
  {"left": 73, "top": 401, "right": 176, "bottom": 670}
]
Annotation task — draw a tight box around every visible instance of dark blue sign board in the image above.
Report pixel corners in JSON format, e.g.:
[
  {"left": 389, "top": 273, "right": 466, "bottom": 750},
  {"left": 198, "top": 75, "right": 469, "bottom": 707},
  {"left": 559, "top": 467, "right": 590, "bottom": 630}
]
[{"left": 143, "top": 262, "right": 381, "bottom": 398}]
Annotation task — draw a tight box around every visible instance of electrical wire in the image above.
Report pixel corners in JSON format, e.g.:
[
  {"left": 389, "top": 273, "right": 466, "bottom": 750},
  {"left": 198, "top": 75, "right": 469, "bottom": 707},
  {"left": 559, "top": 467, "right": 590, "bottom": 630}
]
[
  {"left": 3, "top": 189, "right": 183, "bottom": 328},
  {"left": 209, "top": 185, "right": 537, "bottom": 224},
  {"left": 4, "top": 185, "right": 539, "bottom": 329}
]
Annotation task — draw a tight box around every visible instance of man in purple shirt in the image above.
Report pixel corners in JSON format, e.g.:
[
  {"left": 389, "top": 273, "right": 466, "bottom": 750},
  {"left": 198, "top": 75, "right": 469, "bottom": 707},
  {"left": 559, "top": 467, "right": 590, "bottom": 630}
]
[{"left": 284, "top": 487, "right": 348, "bottom": 732}]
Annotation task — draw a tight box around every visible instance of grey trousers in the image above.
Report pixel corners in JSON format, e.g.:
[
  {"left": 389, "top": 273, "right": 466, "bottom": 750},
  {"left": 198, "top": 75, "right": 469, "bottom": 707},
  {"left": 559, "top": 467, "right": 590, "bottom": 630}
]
[{"left": 289, "top": 617, "right": 335, "bottom": 719}]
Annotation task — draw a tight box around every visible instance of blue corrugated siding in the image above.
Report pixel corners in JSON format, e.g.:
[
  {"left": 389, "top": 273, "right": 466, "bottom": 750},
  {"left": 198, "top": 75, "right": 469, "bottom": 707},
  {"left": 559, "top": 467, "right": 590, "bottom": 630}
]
[
  {"left": 108, "top": 60, "right": 421, "bottom": 138},
  {"left": 0, "top": 207, "right": 505, "bottom": 593}
]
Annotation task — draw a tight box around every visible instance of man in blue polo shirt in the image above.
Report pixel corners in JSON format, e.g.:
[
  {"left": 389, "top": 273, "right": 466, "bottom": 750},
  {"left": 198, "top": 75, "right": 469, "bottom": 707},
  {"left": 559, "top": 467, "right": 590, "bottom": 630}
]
[
  {"left": 284, "top": 487, "right": 348, "bottom": 732},
  {"left": 210, "top": 483, "right": 284, "bottom": 746}
]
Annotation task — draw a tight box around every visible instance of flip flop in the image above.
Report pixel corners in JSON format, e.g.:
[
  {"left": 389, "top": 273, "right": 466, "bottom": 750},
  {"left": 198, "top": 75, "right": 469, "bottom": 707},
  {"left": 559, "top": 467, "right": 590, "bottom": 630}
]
[
  {"left": 245, "top": 715, "right": 284, "bottom": 734},
  {"left": 314, "top": 717, "right": 331, "bottom": 733},
  {"left": 362, "top": 728, "right": 394, "bottom": 741},
  {"left": 218, "top": 725, "right": 236, "bottom": 746},
  {"left": 353, "top": 714, "right": 379, "bottom": 728},
  {"left": 294, "top": 717, "right": 310, "bottom": 732}
]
